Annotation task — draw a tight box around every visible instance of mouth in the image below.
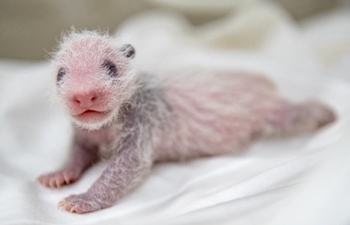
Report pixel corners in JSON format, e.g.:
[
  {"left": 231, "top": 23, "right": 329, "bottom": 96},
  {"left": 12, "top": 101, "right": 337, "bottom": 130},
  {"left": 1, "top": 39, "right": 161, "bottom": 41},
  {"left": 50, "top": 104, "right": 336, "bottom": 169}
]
[{"left": 74, "top": 109, "right": 111, "bottom": 124}]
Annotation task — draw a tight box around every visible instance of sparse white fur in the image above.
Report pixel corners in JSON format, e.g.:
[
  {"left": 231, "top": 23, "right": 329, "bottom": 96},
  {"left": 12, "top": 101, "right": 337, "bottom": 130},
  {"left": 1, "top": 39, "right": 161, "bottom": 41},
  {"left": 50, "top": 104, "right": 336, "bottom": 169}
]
[
  {"left": 53, "top": 30, "right": 138, "bottom": 130},
  {"left": 37, "top": 30, "right": 336, "bottom": 214}
]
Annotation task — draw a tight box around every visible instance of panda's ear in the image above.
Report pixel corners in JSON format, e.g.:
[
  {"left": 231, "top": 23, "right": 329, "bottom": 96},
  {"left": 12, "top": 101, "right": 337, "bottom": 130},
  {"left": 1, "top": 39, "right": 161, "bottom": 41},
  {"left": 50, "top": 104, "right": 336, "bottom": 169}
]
[{"left": 120, "top": 44, "right": 135, "bottom": 59}]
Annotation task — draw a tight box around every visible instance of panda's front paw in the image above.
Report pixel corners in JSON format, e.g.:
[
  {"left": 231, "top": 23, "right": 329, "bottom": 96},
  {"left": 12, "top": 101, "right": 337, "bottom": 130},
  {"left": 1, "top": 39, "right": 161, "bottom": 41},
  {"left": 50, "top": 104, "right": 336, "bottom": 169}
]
[{"left": 58, "top": 192, "right": 102, "bottom": 214}]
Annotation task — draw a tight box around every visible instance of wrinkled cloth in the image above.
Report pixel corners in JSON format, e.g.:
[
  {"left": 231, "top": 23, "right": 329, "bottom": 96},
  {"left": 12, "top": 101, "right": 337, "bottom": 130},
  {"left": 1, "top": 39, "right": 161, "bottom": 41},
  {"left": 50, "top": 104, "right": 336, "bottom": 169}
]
[{"left": 1, "top": 2, "right": 350, "bottom": 225}]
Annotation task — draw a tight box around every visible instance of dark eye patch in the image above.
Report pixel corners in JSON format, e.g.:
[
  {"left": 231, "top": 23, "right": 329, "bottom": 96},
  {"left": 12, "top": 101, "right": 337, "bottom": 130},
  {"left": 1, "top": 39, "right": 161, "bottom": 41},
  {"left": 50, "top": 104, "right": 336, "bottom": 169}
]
[
  {"left": 103, "top": 61, "right": 117, "bottom": 77},
  {"left": 57, "top": 68, "right": 66, "bottom": 84}
]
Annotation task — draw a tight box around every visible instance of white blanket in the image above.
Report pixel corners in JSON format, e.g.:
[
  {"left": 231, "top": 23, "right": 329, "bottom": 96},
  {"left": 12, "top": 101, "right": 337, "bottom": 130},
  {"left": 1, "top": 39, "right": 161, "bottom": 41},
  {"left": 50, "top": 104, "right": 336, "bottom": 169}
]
[{"left": 1, "top": 2, "right": 350, "bottom": 225}]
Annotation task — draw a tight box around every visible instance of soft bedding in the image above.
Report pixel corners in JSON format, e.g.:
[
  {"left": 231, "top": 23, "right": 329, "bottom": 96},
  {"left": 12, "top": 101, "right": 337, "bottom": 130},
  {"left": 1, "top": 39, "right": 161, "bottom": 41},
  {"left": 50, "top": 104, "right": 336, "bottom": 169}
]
[{"left": 0, "top": 2, "right": 350, "bottom": 225}]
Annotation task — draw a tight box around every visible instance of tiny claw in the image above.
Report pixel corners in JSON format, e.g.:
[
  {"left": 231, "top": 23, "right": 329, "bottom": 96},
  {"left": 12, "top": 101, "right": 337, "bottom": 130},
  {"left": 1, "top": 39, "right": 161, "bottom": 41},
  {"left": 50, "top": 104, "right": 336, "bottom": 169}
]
[
  {"left": 70, "top": 206, "right": 77, "bottom": 213},
  {"left": 63, "top": 173, "right": 71, "bottom": 184},
  {"left": 49, "top": 180, "right": 55, "bottom": 188},
  {"left": 56, "top": 180, "right": 61, "bottom": 188}
]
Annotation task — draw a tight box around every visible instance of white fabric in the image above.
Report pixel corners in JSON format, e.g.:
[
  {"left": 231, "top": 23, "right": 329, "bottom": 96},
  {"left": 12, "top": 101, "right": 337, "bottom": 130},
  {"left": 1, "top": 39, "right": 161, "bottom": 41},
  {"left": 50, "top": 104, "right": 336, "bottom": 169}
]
[{"left": 1, "top": 2, "right": 350, "bottom": 225}]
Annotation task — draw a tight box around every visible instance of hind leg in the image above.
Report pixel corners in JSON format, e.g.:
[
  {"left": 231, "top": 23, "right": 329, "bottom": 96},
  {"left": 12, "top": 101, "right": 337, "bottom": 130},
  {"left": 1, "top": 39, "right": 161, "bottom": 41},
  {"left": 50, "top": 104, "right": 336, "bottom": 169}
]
[{"left": 263, "top": 100, "right": 336, "bottom": 137}]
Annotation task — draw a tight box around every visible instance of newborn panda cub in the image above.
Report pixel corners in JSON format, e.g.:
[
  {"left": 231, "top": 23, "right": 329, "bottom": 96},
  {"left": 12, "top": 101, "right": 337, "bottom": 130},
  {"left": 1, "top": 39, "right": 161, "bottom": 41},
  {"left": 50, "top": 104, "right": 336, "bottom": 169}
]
[{"left": 37, "top": 31, "right": 336, "bottom": 214}]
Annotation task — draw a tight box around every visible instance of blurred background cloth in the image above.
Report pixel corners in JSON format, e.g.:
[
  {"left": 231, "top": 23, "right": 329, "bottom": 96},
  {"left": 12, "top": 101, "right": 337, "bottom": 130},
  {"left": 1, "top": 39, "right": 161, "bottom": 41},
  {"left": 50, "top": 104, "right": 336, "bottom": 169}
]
[
  {"left": 0, "top": 0, "right": 347, "bottom": 60},
  {"left": 1, "top": 1, "right": 350, "bottom": 225}
]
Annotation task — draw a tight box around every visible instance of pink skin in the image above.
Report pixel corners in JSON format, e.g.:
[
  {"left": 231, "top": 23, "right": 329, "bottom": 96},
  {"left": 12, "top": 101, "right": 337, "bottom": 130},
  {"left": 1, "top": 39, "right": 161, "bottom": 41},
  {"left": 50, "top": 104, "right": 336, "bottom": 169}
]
[
  {"left": 37, "top": 32, "right": 336, "bottom": 214},
  {"left": 37, "top": 134, "right": 99, "bottom": 188}
]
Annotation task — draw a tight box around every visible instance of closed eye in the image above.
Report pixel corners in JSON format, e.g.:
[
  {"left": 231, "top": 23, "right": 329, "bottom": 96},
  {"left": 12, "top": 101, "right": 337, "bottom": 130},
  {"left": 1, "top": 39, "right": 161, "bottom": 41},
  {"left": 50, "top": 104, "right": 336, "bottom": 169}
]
[
  {"left": 102, "top": 60, "right": 117, "bottom": 77},
  {"left": 57, "top": 68, "right": 66, "bottom": 84}
]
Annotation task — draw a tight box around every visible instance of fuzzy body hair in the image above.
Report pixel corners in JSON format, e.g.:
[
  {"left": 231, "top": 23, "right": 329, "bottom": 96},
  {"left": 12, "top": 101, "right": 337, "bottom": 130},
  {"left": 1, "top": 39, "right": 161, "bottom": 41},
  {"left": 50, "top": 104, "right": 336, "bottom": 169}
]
[{"left": 37, "top": 30, "right": 336, "bottom": 214}]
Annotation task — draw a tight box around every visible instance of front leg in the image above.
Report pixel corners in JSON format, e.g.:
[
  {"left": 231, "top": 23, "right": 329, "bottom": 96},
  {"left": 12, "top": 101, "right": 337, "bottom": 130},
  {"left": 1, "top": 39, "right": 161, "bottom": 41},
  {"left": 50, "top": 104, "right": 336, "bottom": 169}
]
[
  {"left": 57, "top": 86, "right": 166, "bottom": 213},
  {"left": 58, "top": 141, "right": 152, "bottom": 213},
  {"left": 37, "top": 134, "right": 99, "bottom": 188}
]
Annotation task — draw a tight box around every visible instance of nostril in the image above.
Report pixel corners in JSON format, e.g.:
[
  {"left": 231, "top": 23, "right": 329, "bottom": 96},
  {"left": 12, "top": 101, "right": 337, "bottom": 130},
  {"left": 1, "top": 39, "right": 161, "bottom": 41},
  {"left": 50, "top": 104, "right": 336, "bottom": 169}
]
[
  {"left": 74, "top": 98, "right": 81, "bottom": 104},
  {"left": 72, "top": 93, "right": 100, "bottom": 107}
]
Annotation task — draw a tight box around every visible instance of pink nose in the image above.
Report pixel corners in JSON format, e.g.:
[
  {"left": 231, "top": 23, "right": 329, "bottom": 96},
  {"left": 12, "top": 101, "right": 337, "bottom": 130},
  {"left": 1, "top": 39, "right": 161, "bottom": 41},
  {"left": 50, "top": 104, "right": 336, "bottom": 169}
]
[{"left": 72, "top": 92, "right": 99, "bottom": 108}]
